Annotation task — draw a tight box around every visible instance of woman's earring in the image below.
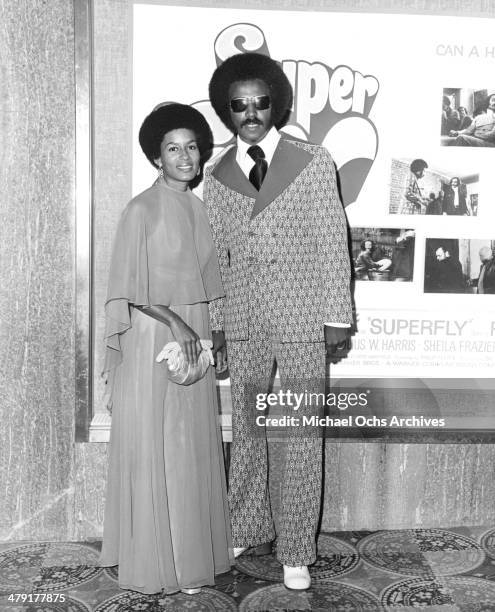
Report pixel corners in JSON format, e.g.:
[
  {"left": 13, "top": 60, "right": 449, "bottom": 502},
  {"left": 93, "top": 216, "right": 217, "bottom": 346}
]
[
  {"left": 196, "top": 167, "right": 201, "bottom": 176},
  {"left": 157, "top": 165, "right": 163, "bottom": 179}
]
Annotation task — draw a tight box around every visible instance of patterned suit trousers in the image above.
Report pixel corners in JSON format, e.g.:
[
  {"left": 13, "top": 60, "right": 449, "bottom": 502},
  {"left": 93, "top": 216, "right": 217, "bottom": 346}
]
[{"left": 227, "top": 268, "right": 325, "bottom": 566}]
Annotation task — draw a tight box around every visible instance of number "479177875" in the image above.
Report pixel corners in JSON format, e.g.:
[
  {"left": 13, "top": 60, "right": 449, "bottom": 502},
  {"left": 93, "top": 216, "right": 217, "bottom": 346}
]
[{"left": 7, "top": 593, "right": 66, "bottom": 603}]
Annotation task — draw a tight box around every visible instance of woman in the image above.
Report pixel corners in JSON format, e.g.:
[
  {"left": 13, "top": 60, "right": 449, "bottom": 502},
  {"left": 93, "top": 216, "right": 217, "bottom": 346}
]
[{"left": 99, "top": 103, "right": 232, "bottom": 594}]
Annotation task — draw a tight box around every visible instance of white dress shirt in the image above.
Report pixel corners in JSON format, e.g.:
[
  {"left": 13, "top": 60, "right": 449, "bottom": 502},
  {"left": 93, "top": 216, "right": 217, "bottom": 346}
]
[
  {"left": 236, "top": 126, "right": 280, "bottom": 178},
  {"left": 452, "top": 186, "right": 459, "bottom": 209}
]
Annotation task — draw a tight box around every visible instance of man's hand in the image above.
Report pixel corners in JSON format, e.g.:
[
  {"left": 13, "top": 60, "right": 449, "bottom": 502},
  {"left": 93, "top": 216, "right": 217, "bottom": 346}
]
[
  {"left": 325, "top": 326, "right": 350, "bottom": 363},
  {"left": 449, "top": 130, "right": 459, "bottom": 137},
  {"left": 212, "top": 330, "right": 228, "bottom": 374}
]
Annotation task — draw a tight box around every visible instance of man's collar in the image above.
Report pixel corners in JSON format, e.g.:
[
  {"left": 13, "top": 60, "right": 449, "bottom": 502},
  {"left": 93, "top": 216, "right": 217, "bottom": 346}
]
[
  {"left": 210, "top": 132, "right": 314, "bottom": 218},
  {"left": 236, "top": 126, "right": 281, "bottom": 165}
]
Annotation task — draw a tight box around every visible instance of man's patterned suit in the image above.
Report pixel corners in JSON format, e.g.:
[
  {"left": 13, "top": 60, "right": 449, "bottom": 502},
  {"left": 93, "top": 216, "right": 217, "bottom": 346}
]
[{"left": 204, "top": 134, "right": 353, "bottom": 566}]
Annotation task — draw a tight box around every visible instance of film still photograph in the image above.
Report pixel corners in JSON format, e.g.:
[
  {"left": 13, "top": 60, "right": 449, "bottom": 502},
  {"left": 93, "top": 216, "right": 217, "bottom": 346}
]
[
  {"left": 424, "top": 238, "right": 495, "bottom": 294},
  {"left": 351, "top": 227, "right": 415, "bottom": 282},
  {"left": 441, "top": 88, "right": 495, "bottom": 147},
  {"left": 389, "top": 157, "right": 479, "bottom": 216}
]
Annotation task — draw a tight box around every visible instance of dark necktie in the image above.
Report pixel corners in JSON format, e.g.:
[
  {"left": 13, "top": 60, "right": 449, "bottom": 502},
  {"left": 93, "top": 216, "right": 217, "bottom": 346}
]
[{"left": 247, "top": 145, "right": 267, "bottom": 191}]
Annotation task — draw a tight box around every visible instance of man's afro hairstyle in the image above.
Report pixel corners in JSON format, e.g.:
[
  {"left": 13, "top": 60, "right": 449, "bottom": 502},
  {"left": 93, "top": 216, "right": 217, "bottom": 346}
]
[{"left": 209, "top": 53, "right": 293, "bottom": 132}]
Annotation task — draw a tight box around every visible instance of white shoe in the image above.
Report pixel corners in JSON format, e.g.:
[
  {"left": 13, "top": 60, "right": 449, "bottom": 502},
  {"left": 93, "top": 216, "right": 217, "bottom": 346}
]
[
  {"left": 180, "top": 588, "right": 202, "bottom": 595},
  {"left": 233, "top": 546, "right": 248, "bottom": 558},
  {"left": 283, "top": 565, "right": 311, "bottom": 590}
]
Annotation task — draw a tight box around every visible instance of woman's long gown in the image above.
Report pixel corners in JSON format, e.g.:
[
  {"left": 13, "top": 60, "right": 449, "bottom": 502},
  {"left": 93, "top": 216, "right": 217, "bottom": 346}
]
[{"left": 99, "top": 180, "right": 232, "bottom": 594}]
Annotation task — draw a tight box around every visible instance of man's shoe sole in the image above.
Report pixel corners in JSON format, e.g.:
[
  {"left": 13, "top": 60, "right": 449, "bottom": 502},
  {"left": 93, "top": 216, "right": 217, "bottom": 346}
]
[{"left": 284, "top": 583, "right": 311, "bottom": 591}]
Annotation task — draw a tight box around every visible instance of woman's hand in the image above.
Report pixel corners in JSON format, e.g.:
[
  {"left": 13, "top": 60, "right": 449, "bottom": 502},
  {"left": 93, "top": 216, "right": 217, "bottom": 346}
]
[
  {"left": 134, "top": 304, "right": 202, "bottom": 365},
  {"left": 169, "top": 316, "right": 202, "bottom": 366}
]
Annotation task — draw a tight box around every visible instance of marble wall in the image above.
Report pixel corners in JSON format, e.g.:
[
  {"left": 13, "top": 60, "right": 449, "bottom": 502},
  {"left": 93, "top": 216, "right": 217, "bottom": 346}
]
[
  {"left": 321, "top": 443, "right": 495, "bottom": 530},
  {"left": 74, "top": 440, "right": 495, "bottom": 537},
  {"left": 0, "top": 0, "right": 76, "bottom": 540}
]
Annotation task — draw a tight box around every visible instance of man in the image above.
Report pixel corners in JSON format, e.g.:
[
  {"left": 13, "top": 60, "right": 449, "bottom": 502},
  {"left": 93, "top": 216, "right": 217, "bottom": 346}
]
[
  {"left": 355, "top": 240, "right": 391, "bottom": 280},
  {"left": 477, "top": 247, "right": 495, "bottom": 294},
  {"left": 442, "top": 177, "right": 469, "bottom": 216},
  {"left": 404, "top": 159, "right": 430, "bottom": 214},
  {"left": 203, "top": 53, "right": 352, "bottom": 590},
  {"left": 430, "top": 246, "right": 465, "bottom": 293},
  {"left": 354, "top": 240, "right": 380, "bottom": 279},
  {"left": 441, "top": 96, "right": 460, "bottom": 135},
  {"left": 425, "top": 192, "right": 442, "bottom": 216},
  {"left": 446, "top": 93, "right": 495, "bottom": 147},
  {"left": 391, "top": 230, "right": 415, "bottom": 281},
  {"left": 458, "top": 106, "right": 472, "bottom": 130}
]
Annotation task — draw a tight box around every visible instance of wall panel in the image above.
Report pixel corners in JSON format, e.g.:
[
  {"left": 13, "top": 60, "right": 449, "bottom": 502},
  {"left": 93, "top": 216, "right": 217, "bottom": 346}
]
[{"left": 0, "top": 0, "right": 76, "bottom": 540}]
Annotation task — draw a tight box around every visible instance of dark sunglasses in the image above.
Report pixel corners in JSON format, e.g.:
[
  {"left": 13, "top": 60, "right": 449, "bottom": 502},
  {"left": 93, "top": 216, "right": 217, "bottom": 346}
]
[{"left": 230, "top": 95, "right": 271, "bottom": 113}]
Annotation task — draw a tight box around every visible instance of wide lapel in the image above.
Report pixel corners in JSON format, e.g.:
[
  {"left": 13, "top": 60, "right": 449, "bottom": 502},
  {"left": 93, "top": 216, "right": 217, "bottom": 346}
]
[
  {"left": 211, "top": 146, "right": 258, "bottom": 199},
  {"left": 250, "top": 137, "right": 314, "bottom": 220}
]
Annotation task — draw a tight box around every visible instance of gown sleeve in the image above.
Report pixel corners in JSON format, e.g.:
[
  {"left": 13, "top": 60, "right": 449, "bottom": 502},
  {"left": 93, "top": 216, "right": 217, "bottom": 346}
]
[{"left": 103, "top": 200, "right": 150, "bottom": 375}]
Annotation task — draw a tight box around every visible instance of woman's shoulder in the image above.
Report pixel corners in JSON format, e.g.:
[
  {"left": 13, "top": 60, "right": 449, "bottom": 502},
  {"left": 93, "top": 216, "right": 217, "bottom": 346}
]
[
  {"left": 187, "top": 190, "right": 211, "bottom": 222},
  {"left": 122, "top": 183, "right": 160, "bottom": 218},
  {"left": 187, "top": 188, "right": 205, "bottom": 208}
]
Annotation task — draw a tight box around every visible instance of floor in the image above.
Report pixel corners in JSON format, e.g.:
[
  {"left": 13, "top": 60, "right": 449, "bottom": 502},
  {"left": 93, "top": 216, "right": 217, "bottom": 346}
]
[{"left": 1, "top": 526, "right": 495, "bottom": 610}]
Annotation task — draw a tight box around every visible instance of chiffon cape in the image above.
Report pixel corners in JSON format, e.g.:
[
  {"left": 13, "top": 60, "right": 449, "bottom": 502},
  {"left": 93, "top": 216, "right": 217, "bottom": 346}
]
[{"left": 103, "top": 178, "right": 224, "bottom": 377}]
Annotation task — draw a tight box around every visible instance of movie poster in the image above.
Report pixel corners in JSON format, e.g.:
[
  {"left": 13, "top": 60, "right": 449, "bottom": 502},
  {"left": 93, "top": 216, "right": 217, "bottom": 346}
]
[{"left": 132, "top": 4, "right": 495, "bottom": 434}]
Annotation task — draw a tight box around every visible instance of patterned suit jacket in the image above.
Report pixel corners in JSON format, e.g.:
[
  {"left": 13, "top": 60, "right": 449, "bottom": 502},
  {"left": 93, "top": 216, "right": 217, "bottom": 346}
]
[{"left": 203, "top": 135, "right": 353, "bottom": 342}]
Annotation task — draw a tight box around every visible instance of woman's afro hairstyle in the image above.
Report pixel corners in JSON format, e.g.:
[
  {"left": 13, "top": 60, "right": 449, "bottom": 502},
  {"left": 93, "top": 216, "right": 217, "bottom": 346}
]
[
  {"left": 209, "top": 53, "right": 293, "bottom": 132},
  {"left": 139, "top": 103, "right": 213, "bottom": 168}
]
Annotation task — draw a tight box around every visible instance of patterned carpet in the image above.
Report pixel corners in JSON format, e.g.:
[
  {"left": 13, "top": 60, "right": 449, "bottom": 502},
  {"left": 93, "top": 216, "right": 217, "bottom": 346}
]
[{"left": 1, "top": 527, "right": 495, "bottom": 610}]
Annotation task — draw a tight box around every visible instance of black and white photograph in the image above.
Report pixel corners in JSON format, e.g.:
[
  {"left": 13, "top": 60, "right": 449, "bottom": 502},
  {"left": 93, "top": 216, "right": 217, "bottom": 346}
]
[
  {"left": 389, "top": 157, "right": 479, "bottom": 215},
  {"left": 424, "top": 238, "right": 495, "bottom": 294},
  {"left": 441, "top": 88, "right": 495, "bottom": 147},
  {"left": 351, "top": 228, "right": 415, "bottom": 281},
  {"left": 3, "top": 2, "right": 495, "bottom": 611}
]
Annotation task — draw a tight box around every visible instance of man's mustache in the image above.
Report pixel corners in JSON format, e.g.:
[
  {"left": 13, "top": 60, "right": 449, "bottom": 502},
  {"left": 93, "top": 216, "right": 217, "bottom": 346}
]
[{"left": 241, "top": 119, "right": 262, "bottom": 127}]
